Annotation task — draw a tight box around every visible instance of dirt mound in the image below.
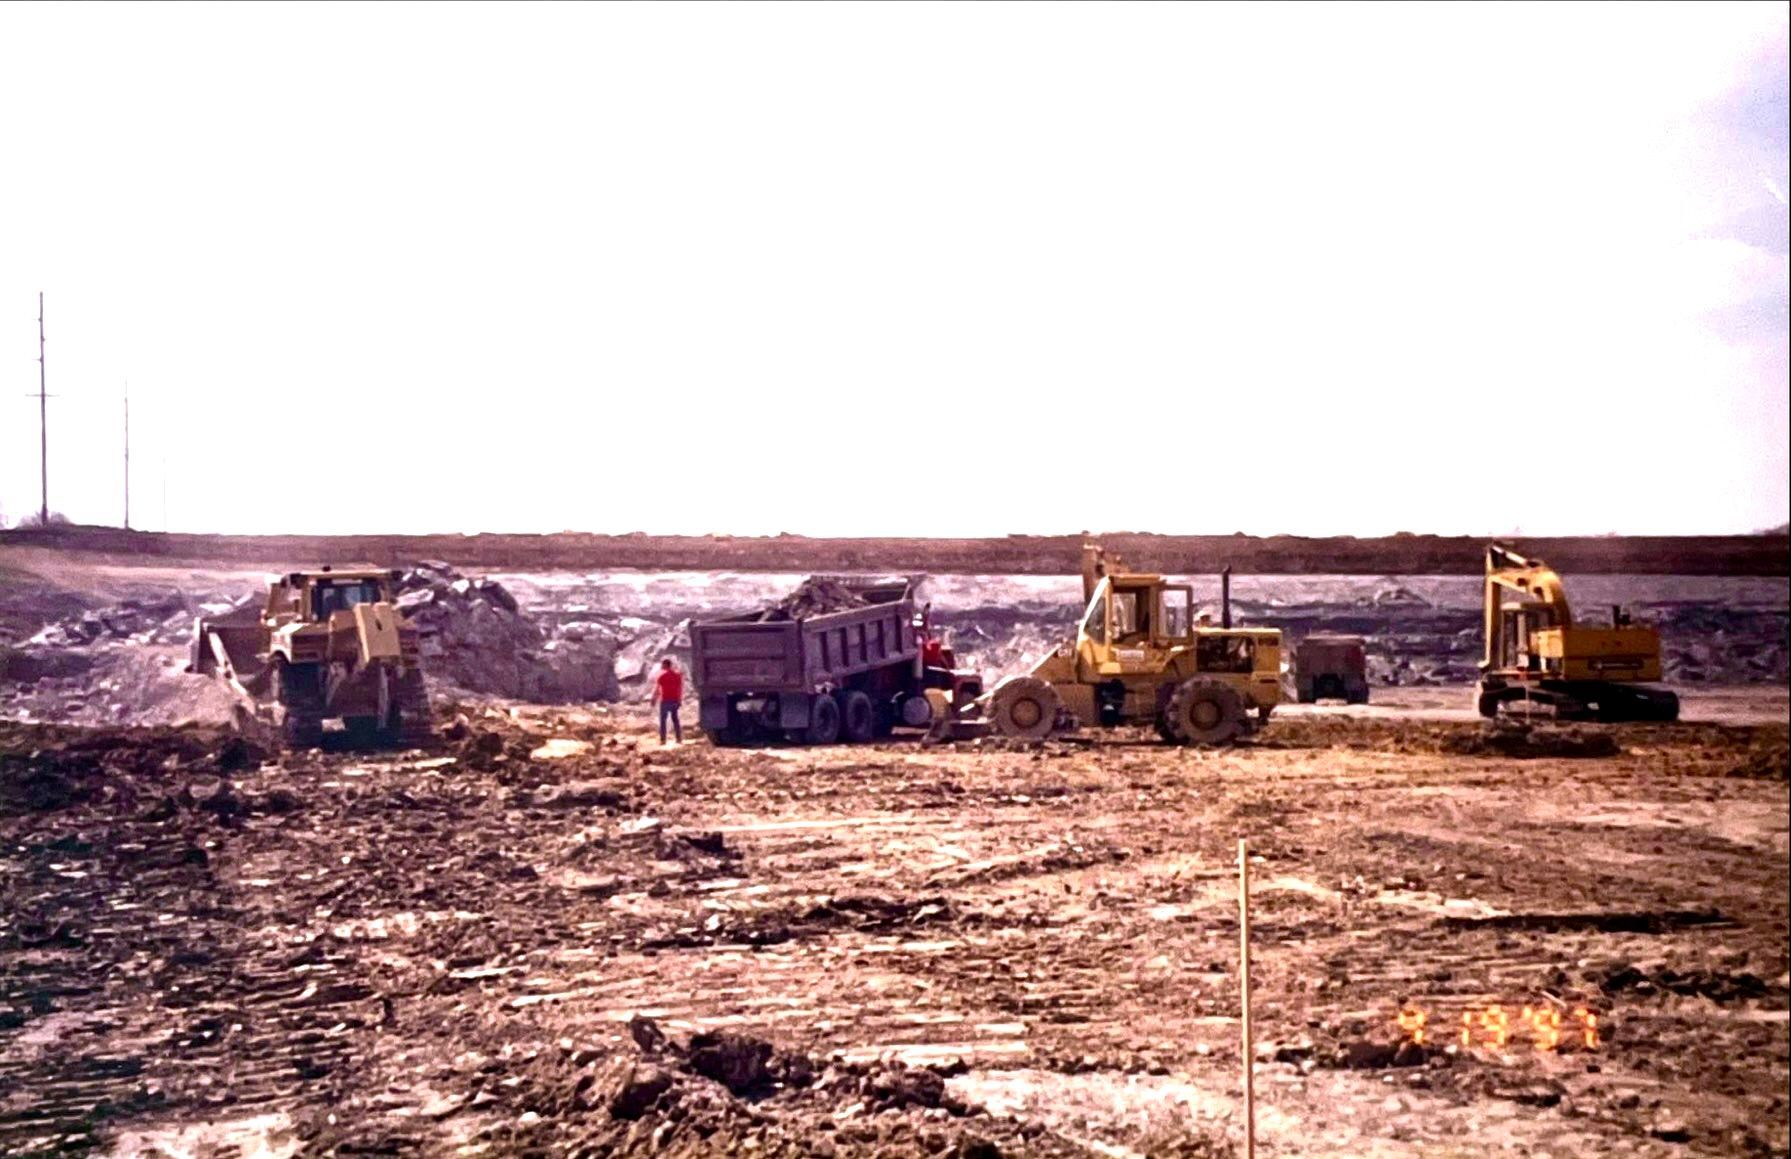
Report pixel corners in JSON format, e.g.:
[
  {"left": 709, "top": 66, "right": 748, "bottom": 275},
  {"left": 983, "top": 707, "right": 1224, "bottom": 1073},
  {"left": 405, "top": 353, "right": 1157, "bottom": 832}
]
[
  {"left": 1438, "top": 723, "right": 1621, "bottom": 759},
  {"left": 0, "top": 723, "right": 270, "bottom": 812},
  {"left": 419, "top": 1018, "right": 1045, "bottom": 1159},
  {"left": 756, "top": 576, "right": 879, "bottom": 622}
]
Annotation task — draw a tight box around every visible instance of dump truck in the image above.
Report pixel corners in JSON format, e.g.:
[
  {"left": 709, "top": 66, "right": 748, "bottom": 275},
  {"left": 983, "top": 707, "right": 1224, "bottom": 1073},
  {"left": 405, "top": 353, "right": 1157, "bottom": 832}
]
[
  {"left": 981, "top": 545, "right": 1282, "bottom": 744},
  {"left": 189, "top": 567, "right": 431, "bottom": 747},
  {"left": 1294, "top": 634, "right": 1370, "bottom": 704},
  {"left": 689, "top": 577, "right": 983, "bottom": 746},
  {"left": 1477, "top": 544, "right": 1678, "bottom": 721}
]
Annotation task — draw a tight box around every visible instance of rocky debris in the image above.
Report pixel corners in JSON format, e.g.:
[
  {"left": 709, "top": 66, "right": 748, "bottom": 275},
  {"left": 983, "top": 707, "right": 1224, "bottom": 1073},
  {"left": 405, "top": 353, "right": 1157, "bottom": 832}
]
[
  {"left": 24, "top": 594, "right": 207, "bottom": 650},
  {"left": 0, "top": 723, "right": 271, "bottom": 812},
  {"left": 1323, "top": 1038, "right": 1430, "bottom": 1070},
  {"left": 756, "top": 576, "right": 882, "bottom": 622},
  {"left": 1591, "top": 961, "right": 1774, "bottom": 1003},
  {"left": 395, "top": 564, "right": 618, "bottom": 703}
]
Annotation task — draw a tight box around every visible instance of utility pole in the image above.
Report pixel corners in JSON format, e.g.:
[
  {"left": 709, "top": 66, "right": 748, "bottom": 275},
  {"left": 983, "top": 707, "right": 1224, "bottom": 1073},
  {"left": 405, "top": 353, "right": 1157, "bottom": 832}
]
[
  {"left": 36, "top": 292, "right": 48, "bottom": 526},
  {"left": 123, "top": 382, "right": 131, "bottom": 530}
]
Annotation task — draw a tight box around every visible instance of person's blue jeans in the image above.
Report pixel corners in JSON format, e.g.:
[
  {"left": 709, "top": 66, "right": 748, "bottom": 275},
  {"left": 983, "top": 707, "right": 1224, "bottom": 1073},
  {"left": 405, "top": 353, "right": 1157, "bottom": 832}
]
[{"left": 658, "top": 699, "right": 682, "bottom": 743}]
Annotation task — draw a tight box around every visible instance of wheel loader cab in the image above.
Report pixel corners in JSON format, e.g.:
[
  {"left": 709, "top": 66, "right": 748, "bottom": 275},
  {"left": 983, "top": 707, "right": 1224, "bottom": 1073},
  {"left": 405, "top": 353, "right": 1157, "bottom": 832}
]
[{"left": 1076, "top": 576, "right": 1198, "bottom": 679}]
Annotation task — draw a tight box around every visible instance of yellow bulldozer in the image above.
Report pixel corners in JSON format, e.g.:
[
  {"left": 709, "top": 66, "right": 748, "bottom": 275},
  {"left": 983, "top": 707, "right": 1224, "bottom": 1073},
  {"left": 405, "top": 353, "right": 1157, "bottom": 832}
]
[
  {"left": 979, "top": 544, "right": 1282, "bottom": 744},
  {"left": 189, "top": 567, "right": 431, "bottom": 747},
  {"left": 1477, "top": 544, "right": 1678, "bottom": 722}
]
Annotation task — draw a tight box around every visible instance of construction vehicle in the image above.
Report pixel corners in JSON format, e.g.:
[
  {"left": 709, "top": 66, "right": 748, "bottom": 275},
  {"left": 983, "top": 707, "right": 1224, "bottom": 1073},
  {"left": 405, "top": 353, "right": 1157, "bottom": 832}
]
[
  {"left": 981, "top": 545, "right": 1282, "bottom": 744},
  {"left": 1477, "top": 544, "right": 1678, "bottom": 721},
  {"left": 689, "top": 577, "right": 983, "bottom": 746},
  {"left": 1294, "top": 634, "right": 1370, "bottom": 704},
  {"left": 189, "top": 567, "right": 431, "bottom": 747}
]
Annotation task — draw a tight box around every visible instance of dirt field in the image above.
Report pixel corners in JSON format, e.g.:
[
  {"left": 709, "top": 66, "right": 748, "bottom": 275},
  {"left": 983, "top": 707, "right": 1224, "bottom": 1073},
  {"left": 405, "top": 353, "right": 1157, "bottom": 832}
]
[{"left": 4, "top": 695, "right": 1786, "bottom": 1157}]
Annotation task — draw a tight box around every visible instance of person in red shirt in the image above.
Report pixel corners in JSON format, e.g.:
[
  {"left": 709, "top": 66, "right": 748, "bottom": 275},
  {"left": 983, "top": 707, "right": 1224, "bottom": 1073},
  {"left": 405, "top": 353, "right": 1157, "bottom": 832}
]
[{"left": 652, "top": 658, "right": 684, "bottom": 745}]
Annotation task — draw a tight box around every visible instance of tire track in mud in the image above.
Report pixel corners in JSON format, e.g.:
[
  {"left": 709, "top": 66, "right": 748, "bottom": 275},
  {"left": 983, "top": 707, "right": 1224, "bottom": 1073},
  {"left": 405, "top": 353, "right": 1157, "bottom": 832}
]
[{"left": 0, "top": 814, "right": 381, "bottom": 1154}]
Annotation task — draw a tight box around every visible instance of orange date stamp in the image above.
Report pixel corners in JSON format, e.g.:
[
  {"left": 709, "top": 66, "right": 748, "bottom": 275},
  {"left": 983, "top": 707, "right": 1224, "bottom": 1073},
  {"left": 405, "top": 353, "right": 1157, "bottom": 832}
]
[{"left": 1397, "top": 1004, "right": 1602, "bottom": 1052}]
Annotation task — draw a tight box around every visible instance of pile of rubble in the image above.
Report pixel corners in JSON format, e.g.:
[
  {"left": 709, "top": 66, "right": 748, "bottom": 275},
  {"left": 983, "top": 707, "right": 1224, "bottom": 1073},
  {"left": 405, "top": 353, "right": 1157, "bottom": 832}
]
[
  {"left": 394, "top": 562, "right": 619, "bottom": 703},
  {"left": 755, "top": 575, "right": 881, "bottom": 622}
]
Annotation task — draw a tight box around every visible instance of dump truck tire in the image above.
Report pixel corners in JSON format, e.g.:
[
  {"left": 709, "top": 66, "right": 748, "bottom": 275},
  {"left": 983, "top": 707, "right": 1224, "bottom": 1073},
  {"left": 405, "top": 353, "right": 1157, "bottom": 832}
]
[
  {"left": 705, "top": 726, "right": 748, "bottom": 747},
  {"left": 1164, "top": 678, "right": 1246, "bottom": 746},
  {"left": 988, "top": 676, "right": 1061, "bottom": 741},
  {"left": 805, "top": 694, "right": 842, "bottom": 745},
  {"left": 841, "top": 690, "right": 875, "bottom": 743}
]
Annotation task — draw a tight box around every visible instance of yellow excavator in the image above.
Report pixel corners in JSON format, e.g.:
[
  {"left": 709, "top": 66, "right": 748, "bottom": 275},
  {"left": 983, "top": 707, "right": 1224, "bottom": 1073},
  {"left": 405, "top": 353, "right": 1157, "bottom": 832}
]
[
  {"left": 976, "top": 544, "right": 1282, "bottom": 745},
  {"left": 1477, "top": 544, "right": 1678, "bottom": 722}
]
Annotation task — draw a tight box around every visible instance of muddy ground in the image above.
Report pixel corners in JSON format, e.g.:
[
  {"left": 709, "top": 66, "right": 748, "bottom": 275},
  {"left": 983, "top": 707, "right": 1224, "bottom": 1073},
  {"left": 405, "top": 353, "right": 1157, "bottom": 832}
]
[{"left": 3, "top": 698, "right": 1786, "bottom": 1157}]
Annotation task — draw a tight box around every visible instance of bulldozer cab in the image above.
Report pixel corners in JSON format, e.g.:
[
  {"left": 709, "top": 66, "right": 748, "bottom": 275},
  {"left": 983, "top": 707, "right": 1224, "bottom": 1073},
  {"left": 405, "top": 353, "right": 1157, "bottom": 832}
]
[{"left": 266, "top": 571, "right": 398, "bottom": 626}]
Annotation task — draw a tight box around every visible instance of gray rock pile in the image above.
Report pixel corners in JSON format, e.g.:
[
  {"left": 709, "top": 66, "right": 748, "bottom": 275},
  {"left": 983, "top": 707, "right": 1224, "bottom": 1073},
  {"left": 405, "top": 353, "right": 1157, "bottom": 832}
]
[{"left": 394, "top": 562, "right": 619, "bottom": 703}]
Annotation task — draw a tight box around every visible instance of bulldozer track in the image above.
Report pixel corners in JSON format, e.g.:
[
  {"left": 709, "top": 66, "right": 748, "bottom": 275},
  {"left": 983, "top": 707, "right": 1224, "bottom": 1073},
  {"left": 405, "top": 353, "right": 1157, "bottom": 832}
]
[{"left": 0, "top": 819, "right": 376, "bottom": 1154}]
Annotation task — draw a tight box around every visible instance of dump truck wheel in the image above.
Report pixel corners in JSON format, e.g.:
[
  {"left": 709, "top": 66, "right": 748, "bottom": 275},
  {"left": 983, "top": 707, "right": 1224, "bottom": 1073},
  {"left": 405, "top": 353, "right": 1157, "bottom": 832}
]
[
  {"left": 1164, "top": 678, "right": 1246, "bottom": 746},
  {"left": 706, "top": 726, "right": 748, "bottom": 747},
  {"left": 805, "top": 694, "right": 842, "bottom": 745},
  {"left": 988, "top": 676, "right": 1061, "bottom": 741},
  {"left": 841, "top": 690, "right": 875, "bottom": 744}
]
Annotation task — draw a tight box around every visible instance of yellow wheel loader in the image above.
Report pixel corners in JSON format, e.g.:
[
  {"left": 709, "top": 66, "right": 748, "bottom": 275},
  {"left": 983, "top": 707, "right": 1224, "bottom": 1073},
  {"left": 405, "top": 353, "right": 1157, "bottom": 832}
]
[
  {"left": 189, "top": 568, "right": 431, "bottom": 748},
  {"left": 978, "top": 545, "right": 1282, "bottom": 745},
  {"left": 1477, "top": 544, "right": 1678, "bottom": 722}
]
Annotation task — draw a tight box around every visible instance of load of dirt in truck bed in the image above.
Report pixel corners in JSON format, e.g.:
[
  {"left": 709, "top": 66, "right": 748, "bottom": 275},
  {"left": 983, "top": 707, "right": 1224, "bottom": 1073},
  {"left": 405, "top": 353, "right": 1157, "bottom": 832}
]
[{"left": 754, "top": 576, "right": 883, "bottom": 622}]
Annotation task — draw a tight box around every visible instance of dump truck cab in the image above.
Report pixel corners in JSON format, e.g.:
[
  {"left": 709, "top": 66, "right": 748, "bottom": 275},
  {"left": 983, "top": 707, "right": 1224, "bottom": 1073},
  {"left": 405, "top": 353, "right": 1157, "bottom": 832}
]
[{"left": 983, "top": 545, "right": 1282, "bottom": 745}]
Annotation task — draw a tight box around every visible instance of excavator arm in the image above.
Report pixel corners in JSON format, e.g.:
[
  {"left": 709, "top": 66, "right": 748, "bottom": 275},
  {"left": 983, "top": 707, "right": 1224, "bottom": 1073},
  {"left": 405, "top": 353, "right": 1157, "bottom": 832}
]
[{"left": 1482, "top": 544, "right": 1573, "bottom": 672}]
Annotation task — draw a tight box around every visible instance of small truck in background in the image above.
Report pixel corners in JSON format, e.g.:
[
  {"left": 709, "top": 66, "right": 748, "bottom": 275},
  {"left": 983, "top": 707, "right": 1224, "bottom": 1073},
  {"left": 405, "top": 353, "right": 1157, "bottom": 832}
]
[
  {"left": 1293, "top": 634, "right": 1371, "bottom": 704},
  {"left": 688, "top": 577, "right": 982, "bottom": 746}
]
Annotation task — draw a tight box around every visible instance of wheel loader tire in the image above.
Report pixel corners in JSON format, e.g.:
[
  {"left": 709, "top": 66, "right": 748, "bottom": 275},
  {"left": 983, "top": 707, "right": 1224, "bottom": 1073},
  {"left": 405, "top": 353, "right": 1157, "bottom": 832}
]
[
  {"left": 805, "top": 694, "right": 842, "bottom": 745},
  {"left": 841, "top": 690, "right": 875, "bottom": 744},
  {"left": 1164, "top": 678, "right": 1247, "bottom": 746},
  {"left": 988, "top": 676, "right": 1062, "bottom": 741}
]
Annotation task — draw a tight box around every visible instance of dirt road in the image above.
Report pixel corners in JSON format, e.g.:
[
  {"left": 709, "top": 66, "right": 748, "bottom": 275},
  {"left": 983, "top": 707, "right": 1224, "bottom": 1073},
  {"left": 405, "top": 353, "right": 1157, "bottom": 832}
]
[{"left": 3, "top": 704, "right": 1785, "bottom": 1157}]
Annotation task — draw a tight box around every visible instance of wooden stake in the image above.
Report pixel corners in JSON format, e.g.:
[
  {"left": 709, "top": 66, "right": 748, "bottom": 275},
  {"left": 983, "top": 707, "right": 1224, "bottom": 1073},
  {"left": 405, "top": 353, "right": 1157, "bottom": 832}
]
[{"left": 1239, "top": 837, "right": 1255, "bottom": 1159}]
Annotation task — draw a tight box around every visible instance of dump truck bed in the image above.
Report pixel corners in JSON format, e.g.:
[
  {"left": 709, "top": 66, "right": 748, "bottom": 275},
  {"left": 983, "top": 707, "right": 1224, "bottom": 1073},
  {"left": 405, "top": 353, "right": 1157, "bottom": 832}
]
[{"left": 690, "top": 580, "right": 919, "bottom": 696}]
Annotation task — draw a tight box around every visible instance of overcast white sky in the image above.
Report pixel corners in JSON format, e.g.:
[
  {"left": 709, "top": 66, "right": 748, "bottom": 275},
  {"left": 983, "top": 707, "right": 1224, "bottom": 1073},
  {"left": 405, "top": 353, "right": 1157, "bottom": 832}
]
[{"left": 1, "top": 1, "right": 1786, "bottom": 537}]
